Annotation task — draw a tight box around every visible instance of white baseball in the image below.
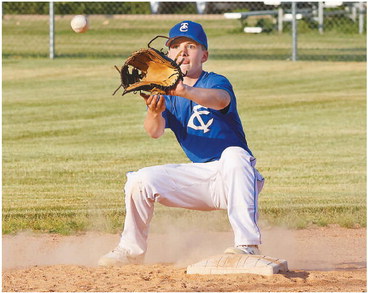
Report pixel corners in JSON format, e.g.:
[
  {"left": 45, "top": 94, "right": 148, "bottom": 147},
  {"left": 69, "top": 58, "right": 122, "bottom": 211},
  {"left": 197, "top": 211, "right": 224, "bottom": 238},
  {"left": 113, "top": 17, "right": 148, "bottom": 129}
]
[{"left": 71, "top": 15, "right": 88, "bottom": 33}]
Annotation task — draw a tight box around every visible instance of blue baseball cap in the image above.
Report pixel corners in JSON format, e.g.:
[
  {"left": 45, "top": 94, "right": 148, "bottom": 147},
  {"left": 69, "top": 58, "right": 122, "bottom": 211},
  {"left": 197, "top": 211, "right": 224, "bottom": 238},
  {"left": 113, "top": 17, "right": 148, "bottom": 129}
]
[{"left": 166, "top": 20, "right": 208, "bottom": 50}]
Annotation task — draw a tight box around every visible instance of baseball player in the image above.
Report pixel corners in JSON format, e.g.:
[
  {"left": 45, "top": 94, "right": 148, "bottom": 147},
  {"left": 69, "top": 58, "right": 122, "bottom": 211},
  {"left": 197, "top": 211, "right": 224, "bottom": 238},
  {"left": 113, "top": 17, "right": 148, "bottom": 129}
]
[{"left": 98, "top": 20, "right": 265, "bottom": 266}]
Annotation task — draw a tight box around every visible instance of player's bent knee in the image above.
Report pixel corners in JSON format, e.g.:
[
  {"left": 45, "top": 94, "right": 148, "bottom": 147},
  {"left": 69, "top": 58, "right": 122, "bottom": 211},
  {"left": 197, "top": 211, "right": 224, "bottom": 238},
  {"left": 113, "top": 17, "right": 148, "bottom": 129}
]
[
  {"left": 124, "top": 169, "right": 157, "bottom": 202},
  {"left": 220, "top": 147, "right": 253, "bottom": 169},
  {"left": 124, "top": 172, "right": 140, "bottom": 198},
  {"left": 135, "top": 167, "right": 157, "bottom": 186},
  {"left": 221, "top": 146, "right": 250, "bottom": 160}
]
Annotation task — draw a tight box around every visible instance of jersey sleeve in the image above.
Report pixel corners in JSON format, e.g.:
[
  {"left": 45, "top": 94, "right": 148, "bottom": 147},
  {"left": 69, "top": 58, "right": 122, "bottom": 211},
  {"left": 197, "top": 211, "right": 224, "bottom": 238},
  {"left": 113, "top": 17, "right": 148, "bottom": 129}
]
[
  {"left": 206, "top": 74, "right": 235, "bottom": 101},
  {"left": 204, "top": 73, "right": 236, "bottom": 114}
]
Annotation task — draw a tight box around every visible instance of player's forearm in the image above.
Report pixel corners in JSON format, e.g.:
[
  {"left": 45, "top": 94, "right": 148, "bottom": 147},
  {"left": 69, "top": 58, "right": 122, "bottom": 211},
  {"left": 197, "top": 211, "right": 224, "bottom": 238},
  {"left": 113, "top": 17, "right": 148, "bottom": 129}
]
[
  {"left": 144, "top": 112, "right": 165, "bottom": 138},
  {"left": 178, "top": 85, "right": 230, "bottom": 110}
]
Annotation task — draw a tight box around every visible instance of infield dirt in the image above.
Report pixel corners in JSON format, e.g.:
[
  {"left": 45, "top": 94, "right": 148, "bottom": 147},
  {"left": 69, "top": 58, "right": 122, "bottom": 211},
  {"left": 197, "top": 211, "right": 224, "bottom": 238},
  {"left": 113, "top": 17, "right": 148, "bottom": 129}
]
[{"left": 3, "top": 225, "right": 366, "bottom": 292}]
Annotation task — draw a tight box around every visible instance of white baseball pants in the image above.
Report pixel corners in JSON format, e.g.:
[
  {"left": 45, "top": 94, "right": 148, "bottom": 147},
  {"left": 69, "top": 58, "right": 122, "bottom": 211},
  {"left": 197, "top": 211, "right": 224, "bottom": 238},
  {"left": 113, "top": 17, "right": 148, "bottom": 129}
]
[{"left": 118, "top": 146, "right": 265, "bottom": 258}]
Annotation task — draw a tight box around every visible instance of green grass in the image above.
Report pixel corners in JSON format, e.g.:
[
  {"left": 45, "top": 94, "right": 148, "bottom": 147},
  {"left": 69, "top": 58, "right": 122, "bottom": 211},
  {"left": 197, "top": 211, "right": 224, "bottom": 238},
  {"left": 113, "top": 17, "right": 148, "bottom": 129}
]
[{"left": 2, "top": 57, "right": 366, "bottom": 234}]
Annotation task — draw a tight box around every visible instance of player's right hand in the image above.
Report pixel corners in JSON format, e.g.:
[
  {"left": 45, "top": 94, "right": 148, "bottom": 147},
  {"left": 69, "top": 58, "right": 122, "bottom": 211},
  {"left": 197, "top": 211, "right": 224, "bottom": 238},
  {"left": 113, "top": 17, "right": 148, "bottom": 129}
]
[
  {"left": 166, "top": 79, "right": 187, "bottom": 97},
  {"left": 141, "top": 93, "right": 166, "bottom": 114}
]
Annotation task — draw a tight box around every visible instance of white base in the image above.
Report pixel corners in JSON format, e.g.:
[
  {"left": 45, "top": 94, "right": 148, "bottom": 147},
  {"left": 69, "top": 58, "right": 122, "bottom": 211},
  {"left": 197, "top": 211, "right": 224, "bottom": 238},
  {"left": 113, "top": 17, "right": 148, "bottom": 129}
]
[{"left": 187, "top": 254, "right": 288, "bottom": 276}]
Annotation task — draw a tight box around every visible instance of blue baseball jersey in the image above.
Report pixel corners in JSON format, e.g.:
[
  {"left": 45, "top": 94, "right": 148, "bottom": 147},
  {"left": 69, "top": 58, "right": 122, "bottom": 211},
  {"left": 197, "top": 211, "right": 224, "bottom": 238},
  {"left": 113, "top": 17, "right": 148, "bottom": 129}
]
[{"left": 162, "top": 71, "right": 252, "bottom": 163}]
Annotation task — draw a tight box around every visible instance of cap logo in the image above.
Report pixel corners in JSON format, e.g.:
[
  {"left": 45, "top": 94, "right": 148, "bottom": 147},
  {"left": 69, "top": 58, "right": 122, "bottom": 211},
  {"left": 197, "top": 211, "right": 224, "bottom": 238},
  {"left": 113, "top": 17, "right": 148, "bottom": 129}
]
[{"left": 179, "top": 22, "right": 189, "bottom": 32}]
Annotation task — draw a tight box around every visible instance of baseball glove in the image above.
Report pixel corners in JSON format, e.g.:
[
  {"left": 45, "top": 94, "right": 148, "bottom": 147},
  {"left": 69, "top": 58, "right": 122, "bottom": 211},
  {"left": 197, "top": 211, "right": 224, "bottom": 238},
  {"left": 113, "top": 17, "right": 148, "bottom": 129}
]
[{"left": 113, "top": 36, "right": 185, "bottom": 97}]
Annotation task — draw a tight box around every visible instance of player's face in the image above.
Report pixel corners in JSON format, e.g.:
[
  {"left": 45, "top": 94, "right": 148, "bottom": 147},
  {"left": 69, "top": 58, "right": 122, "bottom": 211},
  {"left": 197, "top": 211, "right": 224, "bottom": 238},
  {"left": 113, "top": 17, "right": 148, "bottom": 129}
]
[{"left": 168, "top": 37, "right": 208, "bottom": 78}]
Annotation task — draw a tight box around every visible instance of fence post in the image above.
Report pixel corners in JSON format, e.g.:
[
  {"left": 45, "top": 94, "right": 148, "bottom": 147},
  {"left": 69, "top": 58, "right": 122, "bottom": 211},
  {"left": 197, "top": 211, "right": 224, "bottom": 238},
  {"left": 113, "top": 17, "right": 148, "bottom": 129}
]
[
  {"left": 49, "top": 1, "right": 55, "bottom": 59},
  {"left": 318, "top": 1, "right": 324, "bottom": 34},
  {"left": 278, "top": 6, "right": 283, "bottom": 33},
  {"left": 292, "top": 2, "right": 298, "bottom": 61},
  {"left": 149, "top": 1, "right": 159, "bottom": 14},
  {"left": 196, "top": 1, "right": 206, "bottom": 14},
  {"left": 359, "top": 1, "right": 364, "bottom": 34}
]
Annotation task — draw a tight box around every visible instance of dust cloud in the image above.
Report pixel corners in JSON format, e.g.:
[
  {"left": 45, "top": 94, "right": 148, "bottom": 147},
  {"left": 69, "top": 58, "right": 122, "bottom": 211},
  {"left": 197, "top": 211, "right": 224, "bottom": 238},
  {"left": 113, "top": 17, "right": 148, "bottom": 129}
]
[
  {"left": 3, "top": 231, "right": 117, "bottom": 269},
  {"left": 3, "top": 220, "right": 365, "bottom": 271}
]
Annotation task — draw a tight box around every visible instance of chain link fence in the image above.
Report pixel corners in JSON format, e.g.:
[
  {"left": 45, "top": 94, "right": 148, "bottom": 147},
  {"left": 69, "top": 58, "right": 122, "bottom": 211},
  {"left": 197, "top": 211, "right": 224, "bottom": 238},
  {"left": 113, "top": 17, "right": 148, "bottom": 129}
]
[{"left": 2, "top": 1, "right": 366, "bottom": 61}]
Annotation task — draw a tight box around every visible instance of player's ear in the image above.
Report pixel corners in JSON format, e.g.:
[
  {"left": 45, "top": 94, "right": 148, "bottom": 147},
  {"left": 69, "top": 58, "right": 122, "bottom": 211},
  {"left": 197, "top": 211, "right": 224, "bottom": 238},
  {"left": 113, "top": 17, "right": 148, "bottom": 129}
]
[{"left": 201, "top": 49, "right": 208, "bottom": 63}]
